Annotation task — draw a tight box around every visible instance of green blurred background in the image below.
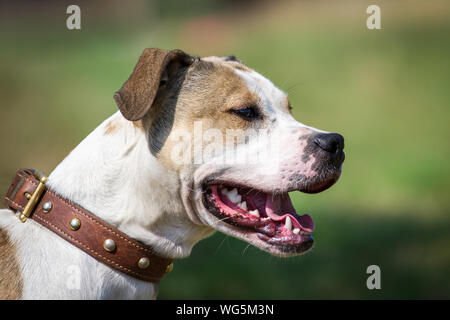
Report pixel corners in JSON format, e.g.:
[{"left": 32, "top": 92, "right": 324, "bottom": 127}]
[{"left": 1, "top": 0, "right": 449, "bottom": 299}]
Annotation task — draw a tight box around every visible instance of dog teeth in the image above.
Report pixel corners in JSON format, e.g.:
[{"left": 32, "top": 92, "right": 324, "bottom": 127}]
[
  {"left": 285, "top": 216, "right": 292, "bottom": 231},
  {"left": 225, "top": 188, "right": 241, "bottom": 204},
  {"left": 221, "top": 187, "right": 242, "bottom": 203},
  {"left": 238, "top": 201, "right": 247, "bottom": 211},
  {"left": 229, "top": 193, "right": 242, "bottom": 204},
  {"left": 293, "top": 228, "right": 300, "bottom": 235},
  {"left": 249, "top": 209, "right": 260, "bottom": 217}
]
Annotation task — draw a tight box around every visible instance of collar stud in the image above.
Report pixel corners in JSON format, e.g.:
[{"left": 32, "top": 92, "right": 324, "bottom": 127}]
[
  {"left": 138, "top": 257, "right": 150, "bottom": 269},
  {"left": 103, "top": 239, "right": 116, "bottom": 252},
  {"left": 69, "top": 218, "right": 81, "bottom": 230}
]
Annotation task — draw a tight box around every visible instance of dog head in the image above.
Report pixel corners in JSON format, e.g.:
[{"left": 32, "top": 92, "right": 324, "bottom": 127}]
[{"left": 114, "top": 48, "right": 345, "bottom": 257}]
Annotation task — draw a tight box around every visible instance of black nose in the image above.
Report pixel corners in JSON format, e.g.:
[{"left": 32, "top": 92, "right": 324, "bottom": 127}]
[{"left": 314, "top": 133, "right": 345, "bottom": 167}]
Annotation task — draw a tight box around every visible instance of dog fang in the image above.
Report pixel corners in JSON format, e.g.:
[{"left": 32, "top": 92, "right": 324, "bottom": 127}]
[{"left": 285, "top": 216, "right": 292, "bottom": 231}]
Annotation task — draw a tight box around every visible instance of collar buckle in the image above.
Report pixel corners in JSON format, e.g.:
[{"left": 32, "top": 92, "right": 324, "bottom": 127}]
[{"left": 19, "top": 170, "right": 48, "bottom": 223}]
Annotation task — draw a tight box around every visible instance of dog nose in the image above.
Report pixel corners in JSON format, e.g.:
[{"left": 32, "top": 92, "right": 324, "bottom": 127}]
[
  {"left": 314, "top": 133, "right": 344, "bottom": 154},
  {"left": 314, "top": 133, "right": 345, "bottom": 167}
]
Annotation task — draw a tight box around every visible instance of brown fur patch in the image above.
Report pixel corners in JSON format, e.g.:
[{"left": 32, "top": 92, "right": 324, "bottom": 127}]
[
  {"left": 133, "top": 120, "right": 144, "bottom": 131},
  {"left": 148, "top": 59, "right": 263, "bottom": 171},
  {"left": 231, "top": 63, "right": 251, "bottom": 73},
  {"left": 0, "top": 228, "right": 23, "bottom": 299},
  {"left": 285, "top": 96, "right": 293, "bottom": 114},
  {"left": 104, "top": 117, "right": 122, "bottom": 135},
  {"left": 204, "top": 56, "right": 252, "bottom": 73}
]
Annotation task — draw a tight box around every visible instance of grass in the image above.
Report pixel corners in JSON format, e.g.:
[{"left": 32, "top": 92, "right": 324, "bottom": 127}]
[{"left": 0, "top": 0, "right": 449, "bottom": 298}]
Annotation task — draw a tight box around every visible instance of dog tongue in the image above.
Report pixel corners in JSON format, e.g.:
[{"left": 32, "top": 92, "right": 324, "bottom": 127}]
[{"left": 265, "top": 194, "right": 314, "bottom": 232}]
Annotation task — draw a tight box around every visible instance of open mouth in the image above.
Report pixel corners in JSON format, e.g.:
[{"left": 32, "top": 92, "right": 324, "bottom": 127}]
[{"left": 203, "top": 183, "right": 321, "bottom": 255}]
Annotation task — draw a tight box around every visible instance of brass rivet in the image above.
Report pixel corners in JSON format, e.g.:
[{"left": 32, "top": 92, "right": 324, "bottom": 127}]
[
  {"left": 165, "top": 262, "right": 174, "bottom": 273},
  {"left": 103, "top": 239, "right": 116, "bottom": 252},
  {"left": 69, "top": 218, "right": 81, "bottom": 231},
  {"left": 24, "top": 192, "right": 32, "bottom": 200},
  {"left": 138, "top": 257, "right": 150, "bottom": 269},
  {"left": 42, "top": 201, "right": 53, "bottom": 213}
]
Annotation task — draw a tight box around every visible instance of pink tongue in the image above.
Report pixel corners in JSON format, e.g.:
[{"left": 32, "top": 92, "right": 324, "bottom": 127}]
[{"left": 265, "top": 194, "right": 315, "bottom": 232}]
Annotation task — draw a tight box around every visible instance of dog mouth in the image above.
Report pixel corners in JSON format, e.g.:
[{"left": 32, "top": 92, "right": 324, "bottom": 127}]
[{"left": 202, "top": 181, "right": 333, "bottom": 255}]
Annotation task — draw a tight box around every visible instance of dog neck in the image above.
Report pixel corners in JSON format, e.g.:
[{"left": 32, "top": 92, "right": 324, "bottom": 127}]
[{"left": 47, "top": 111, "right": 212, "bottom": 260}]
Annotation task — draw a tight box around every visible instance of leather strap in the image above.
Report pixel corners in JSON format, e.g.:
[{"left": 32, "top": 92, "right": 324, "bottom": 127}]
[{"left": 3, "top": 169, "right": 174, "bottom": 283}]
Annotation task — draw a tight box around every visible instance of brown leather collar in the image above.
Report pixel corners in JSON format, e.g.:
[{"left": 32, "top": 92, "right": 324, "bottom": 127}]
[{"left": 3, "top": 169, "right": 174, "bottom": 283}]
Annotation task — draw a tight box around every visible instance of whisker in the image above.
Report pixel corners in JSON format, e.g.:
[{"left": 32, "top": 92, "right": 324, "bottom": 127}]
[
  {"left": 211, "top": 215, "right": 231, "bottom": 227},
  {"left": 285, "top": 82, "right": 304, "bottom": 94},
  {"left": 241, "top": 244, "right": 251, "bottom": 256},
  {"left": 214, "top": 235, "right": 228, "bottom": 256}
]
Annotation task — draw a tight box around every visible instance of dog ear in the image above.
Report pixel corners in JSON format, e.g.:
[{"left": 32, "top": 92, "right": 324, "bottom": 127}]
[{"left": 114, "top": 48, "right": 194, "bottom": 121}]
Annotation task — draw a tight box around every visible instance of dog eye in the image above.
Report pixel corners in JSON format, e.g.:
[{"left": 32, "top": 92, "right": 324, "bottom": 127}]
[{"left": 229, "top": 106, "right": 259, "bottom": 121}]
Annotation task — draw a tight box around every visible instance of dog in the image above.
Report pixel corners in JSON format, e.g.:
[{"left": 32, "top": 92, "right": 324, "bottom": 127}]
[{"left": 0, "top": 48, "right": 344, "bottom": 299}]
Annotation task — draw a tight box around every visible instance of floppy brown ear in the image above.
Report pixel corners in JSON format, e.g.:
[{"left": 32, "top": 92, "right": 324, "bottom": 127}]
[{"left": 114, "top": 48, "right": 194, "bottom": 121}]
